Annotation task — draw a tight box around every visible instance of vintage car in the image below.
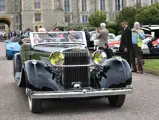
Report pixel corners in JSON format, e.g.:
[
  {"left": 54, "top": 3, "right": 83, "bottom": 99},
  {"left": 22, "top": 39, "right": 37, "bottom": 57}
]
[
  {"left": 5, "top": 37, "right": 21, "bottom": 60},
  {"left": 13, "top": 31, "right": 133, "bottom": 113}
]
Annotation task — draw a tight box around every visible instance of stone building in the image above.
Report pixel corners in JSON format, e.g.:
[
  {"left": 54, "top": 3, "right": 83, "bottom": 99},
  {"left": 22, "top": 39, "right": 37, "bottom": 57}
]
[
  {"left": 0, "top": 0, "right": 20, "bottom": 32},
  {"left": 21, "top": 0, "right": 66, "bottom": 31},
  {"left": 21, "top": 0, "right": 159, "bottom": 31},
  {"left": 0, "top": 0, "right": 159, "bottom": 32}
]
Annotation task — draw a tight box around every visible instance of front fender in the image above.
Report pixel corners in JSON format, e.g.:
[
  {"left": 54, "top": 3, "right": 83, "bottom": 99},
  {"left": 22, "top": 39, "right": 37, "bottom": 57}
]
[
  {"left": 94, "top": 58, "right": 132, "bottom": 88},
  {"left": 24, "top": 60, "right": 61, "bottom": 91}
]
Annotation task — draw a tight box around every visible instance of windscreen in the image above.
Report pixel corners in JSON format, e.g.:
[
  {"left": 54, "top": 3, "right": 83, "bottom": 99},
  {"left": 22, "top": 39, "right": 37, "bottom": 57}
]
[
  {"left": 32, "top": 31, "right": 85, "bottom": 45},
  {"left": 9, "top": 37, "right": 21, "bottom": 42}
]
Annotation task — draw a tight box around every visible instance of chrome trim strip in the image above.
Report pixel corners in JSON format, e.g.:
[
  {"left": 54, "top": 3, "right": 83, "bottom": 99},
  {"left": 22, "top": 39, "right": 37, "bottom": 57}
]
[
  {"left": 53, "top": 64, "right": 94, "bottom": 67},
  {"left": 30, "top": 86, "right": 133, "bottom": 99}
]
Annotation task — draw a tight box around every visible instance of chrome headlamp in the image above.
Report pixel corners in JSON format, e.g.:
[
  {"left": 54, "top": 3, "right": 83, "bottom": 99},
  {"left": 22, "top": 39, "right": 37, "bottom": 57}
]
[
  {"left": 49, "top": 52, "right": 64, "bottom": 66},
  {"left": 92, "top": 50, "right": 107, "bottom": 65}
]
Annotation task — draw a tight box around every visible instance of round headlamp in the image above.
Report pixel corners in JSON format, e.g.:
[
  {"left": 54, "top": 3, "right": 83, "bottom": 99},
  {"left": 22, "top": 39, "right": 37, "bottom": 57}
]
[
  {"left": 92, "top": 50, "right": 107, "bottom": 65},
  {"left": 49, "top": 52, "right": 64, "bottom": 65}
]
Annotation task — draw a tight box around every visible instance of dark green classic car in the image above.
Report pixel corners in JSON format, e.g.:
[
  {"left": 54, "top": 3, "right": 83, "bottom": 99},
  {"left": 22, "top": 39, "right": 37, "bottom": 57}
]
[{"left": 13, "top": 31, "right": 133, "bottom": 113}]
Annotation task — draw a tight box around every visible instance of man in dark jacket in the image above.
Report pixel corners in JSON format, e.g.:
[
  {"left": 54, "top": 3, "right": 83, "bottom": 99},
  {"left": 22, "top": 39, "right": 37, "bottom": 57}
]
[
  {"left": 83, "top": 27, "right": 91, "bottom": 47},
  {"left": 119, "top": 21, "right": 133, "bottom": 67}
]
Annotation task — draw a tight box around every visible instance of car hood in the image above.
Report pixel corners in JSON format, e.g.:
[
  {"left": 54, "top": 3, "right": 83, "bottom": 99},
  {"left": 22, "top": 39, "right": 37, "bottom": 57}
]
[
  {"left": 6, "top": 42, "right": 21, "bottom": 50},
  {"left": 142, "top": 37, "right": 152, "bottom": 44},
  {"left": 32, "top": 44, "right": 87, "bottom": 53}
]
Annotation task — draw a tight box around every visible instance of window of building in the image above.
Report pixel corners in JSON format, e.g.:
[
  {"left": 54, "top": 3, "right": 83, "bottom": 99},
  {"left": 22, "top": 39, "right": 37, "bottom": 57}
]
[
  {"left": 0, "top": 25, "right": 5, "bottom": 30},
  {"left": 16, "top": 16, "right": 19, "bottom": 23},
  {"left": 136, "top": 0, "right": 141, "bottom": 7},
  {"left": 35, "top": 13, "right": 41, "bottom": 22},
  {"left": 151, "top": 0, "right": 158, "bottom": 4},
  {"left": 35, "top": 26, "right": 38, "bottom": 32},
  {"left": 64, "top": 0, "right": 70, "bottom": 12},
  {"left": 81, "top": 0, "right": 87, "bottom": 11},
  {"left": 65, "top": 15, "right": 71, "bottom": 23},
  {"left": 82, "top": 15, "right": 88, "bottom": 23},
  {"left": 15, "top": 0, "right": 19, "bottom": 11},
  {"left": 115, "top": 0, "right": 123, "bottom": 10},
  {"left": 34, "top": 0, "right": 41, "bottom": 9},
  {"left": 0, "top": 0, "right": 5, "bottom": 11},
  {"left": 100, "top": 0, "right": 105, "bottom": 11}
]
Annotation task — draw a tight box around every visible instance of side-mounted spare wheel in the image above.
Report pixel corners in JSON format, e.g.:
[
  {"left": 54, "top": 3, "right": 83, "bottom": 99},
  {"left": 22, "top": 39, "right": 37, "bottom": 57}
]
[
  {"left": 13, "top": 53, "right": 26, "bottom": 87},
  {"left": 108, "top": 95, "right": 126, "bottom": 107}
]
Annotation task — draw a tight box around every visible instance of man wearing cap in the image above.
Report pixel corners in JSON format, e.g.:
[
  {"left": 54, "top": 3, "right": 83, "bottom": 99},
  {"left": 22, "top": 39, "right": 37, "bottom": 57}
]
[{"left": 96, "top": 23, "right": 109, "bottom": 48}]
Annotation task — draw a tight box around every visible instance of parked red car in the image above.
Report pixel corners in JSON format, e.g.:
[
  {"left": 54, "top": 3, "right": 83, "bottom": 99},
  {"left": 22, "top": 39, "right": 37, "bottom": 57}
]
[{"left": 108, "top": 35, "right": 121, "bottom": 48}]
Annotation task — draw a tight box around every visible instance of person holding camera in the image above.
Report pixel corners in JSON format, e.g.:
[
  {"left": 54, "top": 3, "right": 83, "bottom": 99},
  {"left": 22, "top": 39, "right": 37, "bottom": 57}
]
[
  {"left": 96, "top": 23, "right": 109, "bottom": 48},
  {"left": 131, "top": 22, "right": 145, "bottom": 74}
]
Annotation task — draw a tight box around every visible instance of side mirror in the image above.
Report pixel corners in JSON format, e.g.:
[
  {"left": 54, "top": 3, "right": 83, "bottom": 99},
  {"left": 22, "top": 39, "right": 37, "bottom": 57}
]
[{"left": 18, "top": 40, "right": 23, "bottom": 45}]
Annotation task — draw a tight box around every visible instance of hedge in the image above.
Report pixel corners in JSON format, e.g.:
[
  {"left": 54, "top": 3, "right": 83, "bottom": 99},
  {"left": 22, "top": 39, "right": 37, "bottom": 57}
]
[
  {"left": 56, "top": 22, "right": 122, "bottom": 35},
  {"left": 107, "top": 28, "right": 116, "bottom": 34}
]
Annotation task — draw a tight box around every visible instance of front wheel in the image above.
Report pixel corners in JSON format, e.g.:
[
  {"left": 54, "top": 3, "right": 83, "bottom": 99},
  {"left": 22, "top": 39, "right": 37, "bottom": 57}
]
[
  {"left": 28, "top": 95, "right": 42, "bottom": 113},
  {"left": 6, "top": 54, "right": 12, "bottom": 60},
  {"left": 108, "top": 95, "right": 126, "bottom": 107}
]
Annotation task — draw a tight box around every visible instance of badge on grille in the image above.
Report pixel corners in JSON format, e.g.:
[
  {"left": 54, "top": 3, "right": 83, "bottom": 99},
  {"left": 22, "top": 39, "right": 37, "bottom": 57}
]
[
  {"left": 73, "top": 82, "right": 81, "bottom": 88},
  {"left": 72, "top": 48, "right": 80, "bottom": 51}
]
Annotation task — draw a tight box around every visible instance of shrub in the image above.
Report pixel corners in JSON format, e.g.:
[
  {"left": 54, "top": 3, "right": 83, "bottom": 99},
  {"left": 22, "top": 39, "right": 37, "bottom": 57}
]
[
  {"left": 107, "top": 28, "right": 116, "bottom": 34},
  {"left": 88, "top": 10, "right": 107, "bottom": 27},
  {"left": 87, "top": 27, "right": 96, "bottom": 31}
]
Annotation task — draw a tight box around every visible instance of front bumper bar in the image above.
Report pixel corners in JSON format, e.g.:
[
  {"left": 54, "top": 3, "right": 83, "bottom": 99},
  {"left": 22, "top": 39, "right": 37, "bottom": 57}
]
[{"left": 28, "top": 86, "right": 133, "bottom": 99}]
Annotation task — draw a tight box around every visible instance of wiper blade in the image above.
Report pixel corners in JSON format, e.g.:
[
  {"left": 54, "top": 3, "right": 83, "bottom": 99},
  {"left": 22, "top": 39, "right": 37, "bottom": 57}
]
[{"left": 47, "top": 32, "right": 54, "bottom": 37}]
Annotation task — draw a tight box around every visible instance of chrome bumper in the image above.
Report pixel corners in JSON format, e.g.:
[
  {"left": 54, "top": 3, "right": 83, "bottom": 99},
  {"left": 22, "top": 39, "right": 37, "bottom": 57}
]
[{"left": 27, "top": 86, "right": 133, "bottom": 99}]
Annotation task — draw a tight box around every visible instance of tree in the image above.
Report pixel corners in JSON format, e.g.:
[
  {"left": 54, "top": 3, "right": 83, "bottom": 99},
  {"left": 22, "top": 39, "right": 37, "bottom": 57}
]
[
  {"left": 88, "top": 10, "right": 107, "bottom": 27},
  {"left": 116, "top": 7, "right": 136, "bottom": 28},
  {"left": 136, "top": 4, "right": 159, "bottom": 25}
]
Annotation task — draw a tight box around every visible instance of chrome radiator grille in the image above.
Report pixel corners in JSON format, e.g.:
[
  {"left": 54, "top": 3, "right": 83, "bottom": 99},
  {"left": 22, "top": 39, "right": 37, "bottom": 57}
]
[{"left": 63, "top": 51, "right": 90, "bottom": 89}]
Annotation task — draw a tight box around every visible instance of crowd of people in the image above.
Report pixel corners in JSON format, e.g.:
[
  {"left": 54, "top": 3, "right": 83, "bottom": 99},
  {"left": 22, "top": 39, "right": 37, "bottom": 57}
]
[{"left": 96, "top": 21, "right": 145, "bottom": 74}]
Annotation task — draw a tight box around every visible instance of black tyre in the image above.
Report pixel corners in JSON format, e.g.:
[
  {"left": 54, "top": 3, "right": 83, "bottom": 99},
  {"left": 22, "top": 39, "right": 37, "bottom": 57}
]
[
  {"left": 108, "top": 95, "right": 126, "bottom": 107},
  {"left": 28, "top": 95, "right": 42, "bottom": 113},
  {"left": 6, "top": 54, "right": 12, "bottom": 60}
]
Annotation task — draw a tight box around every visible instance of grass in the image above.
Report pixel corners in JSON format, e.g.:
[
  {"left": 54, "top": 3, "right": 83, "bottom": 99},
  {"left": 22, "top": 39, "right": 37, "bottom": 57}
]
[{"left": 144, "top": 59, "right": 159, "bottom": 76}]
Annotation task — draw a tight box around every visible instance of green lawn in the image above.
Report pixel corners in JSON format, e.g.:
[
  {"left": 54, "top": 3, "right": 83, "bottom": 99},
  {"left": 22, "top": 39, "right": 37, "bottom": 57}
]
[{"left": 144, "top": 59, "right": 159, "bottom": 75}]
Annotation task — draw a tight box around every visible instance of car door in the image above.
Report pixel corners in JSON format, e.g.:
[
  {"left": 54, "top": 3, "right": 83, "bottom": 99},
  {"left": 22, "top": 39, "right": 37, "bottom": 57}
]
[{"left": 141, "top": 28, "right": 152, "bottom": 55}]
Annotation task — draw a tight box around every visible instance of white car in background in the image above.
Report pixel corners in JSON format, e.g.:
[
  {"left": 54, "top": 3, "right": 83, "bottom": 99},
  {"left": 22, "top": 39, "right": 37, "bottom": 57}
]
[{"left": 89, "top": 31, "right": 116, "bottom": 47}]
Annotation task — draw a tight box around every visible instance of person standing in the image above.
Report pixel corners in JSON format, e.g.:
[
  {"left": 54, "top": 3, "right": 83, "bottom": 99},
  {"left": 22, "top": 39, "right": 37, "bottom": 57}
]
[
  {"left": 119, "top": 21, "right": 133, "bottom": 67},
  {"left": 54, "top": 27, "right": 60, "bottom": 31},
  {"left": 96, "top": 23, "right": 109, "bottom": 48},
  {"left": 83, "top": 27, "right": 91, "bottom": 47},
  {"left": 131, "top": 22, "right": 145, "bottom": 74}
]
